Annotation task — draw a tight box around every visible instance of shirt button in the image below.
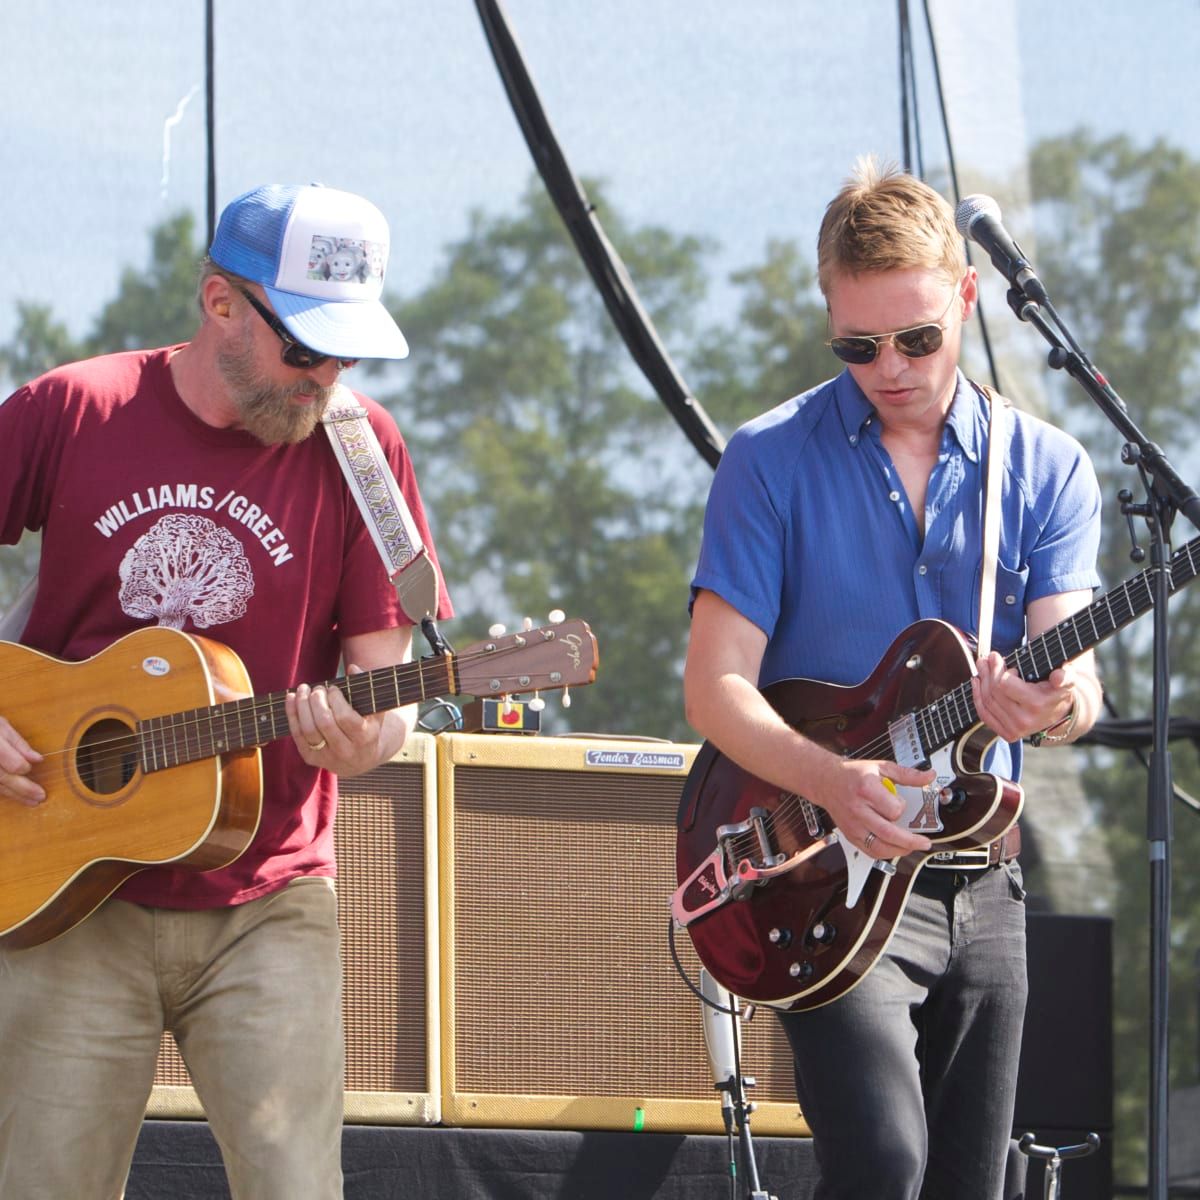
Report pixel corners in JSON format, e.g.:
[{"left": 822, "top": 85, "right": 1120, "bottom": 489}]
[
  {"left": 918, "top": 565, "right": 928, "bottom": 575},
  {"left": 889, "top": 490, "right": 901, "bottom": 502},
  {"left": 849, "top": 434, "right": 858, "bottom": 446},
  {"left": 1005, "top": 594, "right": 1017, "bottom": 605}
]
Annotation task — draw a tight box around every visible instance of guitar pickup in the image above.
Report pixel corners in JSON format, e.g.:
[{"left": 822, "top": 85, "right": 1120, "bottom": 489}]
[{"left": 670, "top": 807, "right": 834, "bottom": 927}]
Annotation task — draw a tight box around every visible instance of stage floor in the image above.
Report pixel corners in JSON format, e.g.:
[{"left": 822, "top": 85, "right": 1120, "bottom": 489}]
[
  {"left": 126, "top": 1121, "right": 1108, "bottom": 1199},
  {"left": 128, "top": 1121, "right": 820, "bottom": 1199}
]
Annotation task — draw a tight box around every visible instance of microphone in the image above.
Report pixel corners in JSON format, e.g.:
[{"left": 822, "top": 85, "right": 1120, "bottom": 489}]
[
  {"left": 700, "top": 968, "right": 740, "bottom": 1112},
  {"left": 955, "top": 194, "right": 1048, "bottom": 304}
]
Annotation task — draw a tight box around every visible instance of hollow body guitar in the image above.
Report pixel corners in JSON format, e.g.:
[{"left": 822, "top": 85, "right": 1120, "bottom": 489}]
[
  {"left": 674, "top": 530, "right": 1200, "bottom": 1010},
  {"left": 0, "top": 618, "right": 597, "bottom": 950}
]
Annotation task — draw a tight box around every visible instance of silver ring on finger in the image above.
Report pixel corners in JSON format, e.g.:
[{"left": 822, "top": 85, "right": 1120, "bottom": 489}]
[{"left": 863, "top": 831, "right": 877, "bottom": 851}]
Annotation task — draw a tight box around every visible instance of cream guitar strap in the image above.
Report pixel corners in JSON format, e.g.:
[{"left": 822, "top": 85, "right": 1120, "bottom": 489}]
[
  {"left": 974, "top": 382, "right": 1008, "bottom": 660},
  {"left": 321, "top": 385, "right": 441, "bottom": 623}
]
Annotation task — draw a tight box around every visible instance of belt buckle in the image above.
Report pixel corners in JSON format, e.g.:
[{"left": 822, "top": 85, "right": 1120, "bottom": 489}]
[{"left": 925, "top": 846, "right": 992, "bottom": 870}]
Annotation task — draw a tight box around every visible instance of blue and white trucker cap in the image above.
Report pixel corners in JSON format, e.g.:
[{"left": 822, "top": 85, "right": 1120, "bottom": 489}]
[{"left": 209, "top": 183, "right": 408, "bottom": 360}]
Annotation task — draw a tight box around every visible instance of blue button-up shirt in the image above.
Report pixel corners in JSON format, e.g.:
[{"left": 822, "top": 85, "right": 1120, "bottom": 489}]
[{"left": 691, "top": 369, "right": 1102, "bottom": 780}]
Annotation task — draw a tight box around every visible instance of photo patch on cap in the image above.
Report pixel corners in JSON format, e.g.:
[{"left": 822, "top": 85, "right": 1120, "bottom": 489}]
[{"left": 306, "top": 235, "right": 387, "bottom": 285}]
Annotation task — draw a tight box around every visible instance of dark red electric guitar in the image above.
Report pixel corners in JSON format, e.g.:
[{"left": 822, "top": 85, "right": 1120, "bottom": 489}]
[{"left": 674, "top": 533, "right": 1200, "bottom": 1011}]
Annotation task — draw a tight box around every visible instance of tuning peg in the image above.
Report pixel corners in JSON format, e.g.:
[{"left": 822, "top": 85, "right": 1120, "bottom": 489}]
[
  {"left": 522, "top": 616, "right": 534, "bottom": 631},
  {"left": 488, "top": 623, "right": 507, "bottom": 638},
  {"left": 502, "top": 696, "right": 513, "bottom": 716},
  {"left": 529, "top": 695, "right": 546, "bottom": 712},
  {"left": 548, "top": 608, "right": 565, "bottom": 624},
  {"left": 562, "top": 687, "right": 571, "bottom": 709}
]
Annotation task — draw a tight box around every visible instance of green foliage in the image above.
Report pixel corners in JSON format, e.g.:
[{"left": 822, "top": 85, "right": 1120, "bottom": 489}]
[
  {"left": 0, "top": 210, "right": 203, "bottom": 599},
  {"left": 692, "top": 238, "right": 832, "bottom": 430},
  {"left": 83, "top": 213, "right": 203, "bottom": 356},
  {"left": 380, "top": 181, "right": 831, "bottom": 740},
  {"left": 379, "top": 181, "right": 718, "bottom": 739},
  {"left": 1031, "top": 128, "right": 1200, "bottom": 1183},
  {"left": 0, "top": 303, "right": 83, "bottom": 391}
]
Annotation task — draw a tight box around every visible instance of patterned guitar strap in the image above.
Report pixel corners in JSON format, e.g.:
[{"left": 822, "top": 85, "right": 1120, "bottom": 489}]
[{"left": 321, "top": 385, "right": 441, "bottom": 623}]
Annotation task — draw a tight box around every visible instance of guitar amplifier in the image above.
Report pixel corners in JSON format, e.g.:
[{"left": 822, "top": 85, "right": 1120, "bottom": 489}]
[
  {"left": 148, "top": 732, "right": 441, "bottom": 1125},
  {"left": 436, "top": 732, "right": 809, "bottom": 1136}
]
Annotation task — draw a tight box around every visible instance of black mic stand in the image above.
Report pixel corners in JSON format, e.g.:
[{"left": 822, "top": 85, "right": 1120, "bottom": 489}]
[
  {"left": 710, "top": 997, "right": 777, "bottom": 1200},
  {"left": 1003, "top": 281, "right": 1200, "bottom": 1200}
]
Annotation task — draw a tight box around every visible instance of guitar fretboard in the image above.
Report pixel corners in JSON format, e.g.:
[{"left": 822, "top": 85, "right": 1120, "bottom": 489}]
[
  {"left": 913, "top": 534, "right": 1200, "bottom": 756},
  {"left": 136, "top": 656, "right": 455, "bottom": 773}
]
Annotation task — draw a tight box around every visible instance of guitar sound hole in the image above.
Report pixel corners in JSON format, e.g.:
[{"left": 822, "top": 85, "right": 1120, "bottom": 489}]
[{"left": 77, "top": 719, "right": 139, "bottom": 795}]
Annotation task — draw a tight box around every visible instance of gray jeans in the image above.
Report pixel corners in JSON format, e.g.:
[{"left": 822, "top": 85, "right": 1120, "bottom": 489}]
[
  {"left": 777, "top": 863, "right": 1028, "bottom": 1200},
  {"left": 0, "top": 876, "right": 345, "bottom": 1200}
]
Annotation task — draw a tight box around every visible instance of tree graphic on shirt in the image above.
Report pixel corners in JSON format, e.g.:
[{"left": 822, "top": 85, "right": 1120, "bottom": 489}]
[{"left": 118, "top": 513, "right": 254, "bottom": 630}]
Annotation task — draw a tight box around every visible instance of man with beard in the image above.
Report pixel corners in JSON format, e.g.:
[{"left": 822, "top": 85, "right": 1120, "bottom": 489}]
[{"left": 0, "top": 183, "right": 451, "bottom": 1199}]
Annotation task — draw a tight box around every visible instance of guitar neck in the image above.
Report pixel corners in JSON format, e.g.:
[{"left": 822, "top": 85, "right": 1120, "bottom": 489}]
[
  {"left": 138, "top": 656, "right": 455, "bottom": 772},
  {"left": 920, "top": 533, "right": 1200, "bottom": 753}
]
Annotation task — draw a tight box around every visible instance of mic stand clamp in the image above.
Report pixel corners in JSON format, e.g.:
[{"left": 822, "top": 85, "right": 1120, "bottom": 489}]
[
  {"left": 1018, "top": 1131, "right": 1100, "bottom": 1200},
  {"left": 715, "top": 1068, "right": 777, "bottom": 1200}
]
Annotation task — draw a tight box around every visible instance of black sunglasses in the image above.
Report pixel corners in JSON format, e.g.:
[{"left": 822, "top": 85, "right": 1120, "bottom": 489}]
[
  {"left": 236, "top": 286, "right": 357, "bottom": 371},
  {"left": 825, "top": 287, "right": 960, "bottom": 365}
]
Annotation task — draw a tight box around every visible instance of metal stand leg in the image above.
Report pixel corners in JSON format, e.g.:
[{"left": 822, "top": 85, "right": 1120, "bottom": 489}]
[
  {"left": 716, "top": 1060, "right": 778, "bottom": 1200},
  {"left": 700, "top": 968, "right": 778, "bottom": 1200}
]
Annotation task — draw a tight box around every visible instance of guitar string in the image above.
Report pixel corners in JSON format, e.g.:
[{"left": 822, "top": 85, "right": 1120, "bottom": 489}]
[
  {"left": 10, "top": 558, "right": 1165, "bottom": 789},
  {"left": 19, "top": 638, "right": 583, "bottom": 770},
  {"left": 717, "top": 549, "right": 1172, "bottom": 863}
]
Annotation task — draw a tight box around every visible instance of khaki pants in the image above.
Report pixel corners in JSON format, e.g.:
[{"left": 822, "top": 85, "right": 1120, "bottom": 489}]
[{"left": 0, "top": 877, "right": 344, "bottom": 1199}]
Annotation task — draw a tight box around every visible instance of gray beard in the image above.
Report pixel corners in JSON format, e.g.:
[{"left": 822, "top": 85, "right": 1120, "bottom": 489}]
[{"left": 217, "top": 329, "right": 332, "bottom": 446}]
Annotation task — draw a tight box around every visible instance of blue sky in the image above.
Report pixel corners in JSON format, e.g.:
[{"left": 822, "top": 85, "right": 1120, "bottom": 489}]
[{"left": 1, "top": 0, "right": 1196, "bottom": 351}]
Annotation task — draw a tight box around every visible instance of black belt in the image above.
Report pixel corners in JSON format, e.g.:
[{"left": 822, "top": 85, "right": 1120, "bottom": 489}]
[{"left": 922, "top": 824, "right": 1021, "bottom": 871}]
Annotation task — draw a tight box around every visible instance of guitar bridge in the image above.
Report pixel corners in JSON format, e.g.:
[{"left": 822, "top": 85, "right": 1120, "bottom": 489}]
[{"left": 670, "top": 805, "right": 834, "bottom": 927}]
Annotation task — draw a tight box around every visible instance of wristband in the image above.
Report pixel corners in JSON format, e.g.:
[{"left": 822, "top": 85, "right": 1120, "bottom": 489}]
[{"left": 1030, "top": 694, "right": 1079, "bottom": 747}]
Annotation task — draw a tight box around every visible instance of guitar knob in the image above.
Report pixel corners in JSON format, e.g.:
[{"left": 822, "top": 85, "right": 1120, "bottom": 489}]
[
  {"left": 938, "top": 786, "right": 967, "bottom": 812},
  {"left": 811, "top": 921, "right": 837, "bottom": 945},
  {"left": 768, "top": 927, "right": 793, "bottom": 948},
  {"left": 788, "top": 961, "right": 815, "bottom": 980}
]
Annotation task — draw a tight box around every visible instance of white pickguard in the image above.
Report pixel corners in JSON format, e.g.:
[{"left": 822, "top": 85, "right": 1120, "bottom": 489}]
[{"left": 837, "top": 745, "right": 957, "bottom": 908}]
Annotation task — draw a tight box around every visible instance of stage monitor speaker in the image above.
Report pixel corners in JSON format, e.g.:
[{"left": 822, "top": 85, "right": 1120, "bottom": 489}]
[
  {"left": 148, "top": 732, "right": 441, "bottom": 1125},
  {"left": 436, "top": 732, "right": 809, "bottom": 1136},
  {"left": 1013, "top": 912, "right": 1113, "bottom": 1198}
]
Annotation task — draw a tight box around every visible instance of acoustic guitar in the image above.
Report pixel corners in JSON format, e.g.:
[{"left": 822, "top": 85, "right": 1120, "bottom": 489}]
[{"left": 0, "top": 618, "right": 597, "bottom": 949}]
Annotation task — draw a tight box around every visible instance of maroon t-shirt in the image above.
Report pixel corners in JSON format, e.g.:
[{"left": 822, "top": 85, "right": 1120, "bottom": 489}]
[{"left": 0, "top": 346, "right": 451, "bottom": 907}]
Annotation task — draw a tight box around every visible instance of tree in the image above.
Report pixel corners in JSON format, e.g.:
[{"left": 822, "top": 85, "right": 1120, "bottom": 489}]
[
  {"left": 377, "top": 181, "right": 722, "bottom": 740},
  {"left": 0, "top": 304, "right": 82, "bottom": 392},
  {"left": 690, "top": 237, "right": 832, "bottom": 433},
  {"left": 377, "top": 180, "right": 837, "bottom": 741},
  {"left": 0, "top": 212, "right": 204, "bottom": 609},
  {"left": 84, "top": 213, "right": 203, "bottom": 356},
  {"left": 1029, "top": 128, "right": 1200, "bottom": 1183}
]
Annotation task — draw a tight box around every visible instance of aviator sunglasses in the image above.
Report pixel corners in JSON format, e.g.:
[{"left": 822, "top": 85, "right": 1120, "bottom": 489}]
[
  {"left": 236, "top": 286, "right": 358, "bottom": 371},
  {"left": 825, "top": 285, "right": 961, "bottom": 365}
]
